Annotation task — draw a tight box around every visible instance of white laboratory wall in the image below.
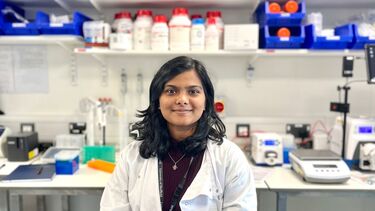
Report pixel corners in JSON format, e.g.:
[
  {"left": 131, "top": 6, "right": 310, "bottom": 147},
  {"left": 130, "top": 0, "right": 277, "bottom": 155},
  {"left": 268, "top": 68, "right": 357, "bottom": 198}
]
[{"left": 1, "top": 46, "right": 374, "bottom": 143}]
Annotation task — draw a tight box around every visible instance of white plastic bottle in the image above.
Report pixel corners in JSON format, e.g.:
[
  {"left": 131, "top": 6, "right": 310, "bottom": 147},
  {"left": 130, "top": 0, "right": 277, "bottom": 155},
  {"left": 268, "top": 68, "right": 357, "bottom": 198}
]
[
  {"left": 133, "top": 10, "right": 153, "bottom": 50},
  {"left": 205, "top": 17, "right": 219, "bottom": 51},
  {"left": 190, "top": 18, "right": 205, "bottom": 51},
  {"left": 112, "top": 11, "right": 132, "bottom": 33},
  {"left": 206, "top": 10, "right": 224, "bottom": 49},
  {"left": 169, "top": 8, "right": 191, "bottom": 51},
  {"left": 151, "top": 15, "right": 169, "bottom": 51},
  {"left": 110, "top": 11, "right": 133, "bottom": 50}
]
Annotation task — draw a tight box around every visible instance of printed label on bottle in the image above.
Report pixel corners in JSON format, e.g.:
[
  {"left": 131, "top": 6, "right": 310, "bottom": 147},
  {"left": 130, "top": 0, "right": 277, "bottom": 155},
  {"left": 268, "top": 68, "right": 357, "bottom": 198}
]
[
  {"left": 191, "top": 26, "right": 205, "bottom": 50},
  {"left": 134, "top": 27, "right": 151, "bottom": 50},
  {"left": 170, "top": 27, "right": 190, "bottom": 50}
]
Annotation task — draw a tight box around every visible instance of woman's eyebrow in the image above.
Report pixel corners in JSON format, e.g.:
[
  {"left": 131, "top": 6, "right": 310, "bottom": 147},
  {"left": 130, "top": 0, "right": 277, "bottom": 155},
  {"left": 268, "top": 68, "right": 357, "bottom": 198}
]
[
  {"left": 164, "top": 84, "right": 203, "bottom": 89},
  {"left": 187, "top": 85, "right": 203, "bottom": 90}
]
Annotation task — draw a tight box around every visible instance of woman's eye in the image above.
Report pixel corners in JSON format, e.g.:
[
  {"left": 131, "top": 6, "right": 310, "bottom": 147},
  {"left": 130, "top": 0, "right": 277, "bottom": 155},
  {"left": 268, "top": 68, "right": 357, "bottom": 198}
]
[
  {"left": 165, "top": 89, "right": 176, "bottom": 95},
  {"left": 189, "top": 89, "right": 200, "bottom": 95}
]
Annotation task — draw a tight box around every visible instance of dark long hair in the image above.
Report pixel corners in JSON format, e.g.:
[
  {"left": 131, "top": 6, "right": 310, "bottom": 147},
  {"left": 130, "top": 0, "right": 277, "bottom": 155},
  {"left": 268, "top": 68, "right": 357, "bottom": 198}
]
[{"left": 133, "top": 56, "right": 226, "bottom": 159}]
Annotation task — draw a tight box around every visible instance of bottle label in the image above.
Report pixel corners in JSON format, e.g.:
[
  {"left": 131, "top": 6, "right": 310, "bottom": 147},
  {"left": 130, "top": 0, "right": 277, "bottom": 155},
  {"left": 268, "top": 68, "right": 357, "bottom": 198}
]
[
  {"left": 170, "top": 26, "right": 190, "bottom": 50},
  {"left": 134, "top": 27, "right": 151, "bottom": 50},
  {"left": 191, "top": 26, "right": 205, "bottom": 50},
  {"left": 151, "top": 25, "right": 169, "bottom": 50}
]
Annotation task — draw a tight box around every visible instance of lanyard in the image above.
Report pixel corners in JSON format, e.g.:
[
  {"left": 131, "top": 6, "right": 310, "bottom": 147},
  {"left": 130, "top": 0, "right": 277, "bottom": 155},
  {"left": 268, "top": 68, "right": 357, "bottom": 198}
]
[{"left": 158, "top": 156, "right": 195, "bottom": 211}]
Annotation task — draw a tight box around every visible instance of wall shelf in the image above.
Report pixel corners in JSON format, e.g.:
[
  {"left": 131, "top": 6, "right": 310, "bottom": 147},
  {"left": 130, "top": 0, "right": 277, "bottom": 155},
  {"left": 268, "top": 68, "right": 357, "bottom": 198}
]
[
  {"left": 257, "top": 49, "right": 364, "bottom": 58},
  {"left": 74, "top": 48, "right": 258, "bottom": 56},
  {"left": 89, "top": 0, "right": 259, "bottom": 9},
  {"left": 74, "top": 48, "right": 365, "bottom": 58},
  {"left": 5, "top": 0, "right": 260, "bottom": 13},
  {"left": 0, "top": 35, "right": 84, "bottom": 46},
  {"left": 306, "top": 0, "right": 375, "bottom": 8}
]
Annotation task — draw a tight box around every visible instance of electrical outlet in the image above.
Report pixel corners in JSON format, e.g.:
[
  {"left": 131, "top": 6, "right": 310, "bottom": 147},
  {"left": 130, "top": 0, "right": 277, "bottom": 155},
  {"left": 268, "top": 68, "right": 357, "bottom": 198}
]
[
  {"left": 286, "top": 123, "right": 310, "bottom": 139},
  {"left": 69, "top": 122, "right": 87, "bottom": 134},
  {"left": 236, "top": 124, "right": 250, "bottom": 138},
  {"left": 20, "top": 122, "right": 35, "bottom": 132}
]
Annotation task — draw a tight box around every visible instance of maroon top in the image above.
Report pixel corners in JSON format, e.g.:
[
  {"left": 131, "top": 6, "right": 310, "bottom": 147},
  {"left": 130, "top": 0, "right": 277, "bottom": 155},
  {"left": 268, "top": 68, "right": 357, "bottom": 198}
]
[{"left": 162, "top": 141, "right": 205, "bottom": 211}]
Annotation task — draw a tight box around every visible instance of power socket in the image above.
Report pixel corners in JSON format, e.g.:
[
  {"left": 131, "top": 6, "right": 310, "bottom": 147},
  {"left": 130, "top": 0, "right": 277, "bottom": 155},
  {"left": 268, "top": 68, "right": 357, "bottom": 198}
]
[
  {"left": 20, "top": 122, "right": 35, "bottom": 132},
  {"left": 236, "top": 124, "right": 250, "bottom": 138}
]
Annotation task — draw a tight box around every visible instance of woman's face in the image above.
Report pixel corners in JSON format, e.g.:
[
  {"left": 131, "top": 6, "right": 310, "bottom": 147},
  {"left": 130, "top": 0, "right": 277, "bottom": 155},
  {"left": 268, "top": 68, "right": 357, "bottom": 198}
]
[{"left": 159, "top": 69, "right": 206, "bottom": 136}]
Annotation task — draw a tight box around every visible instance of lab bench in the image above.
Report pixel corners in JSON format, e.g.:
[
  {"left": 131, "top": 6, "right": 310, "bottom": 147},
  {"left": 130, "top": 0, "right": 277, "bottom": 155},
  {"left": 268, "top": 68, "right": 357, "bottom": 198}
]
[
  {"left": 0, "top": 162, "right": 109, "bottom": 211},
  {"left": 1, "top": 159, "right": 375, "bottom": 211},
  {"left": 262, "top": 167, "right": 375, "bottom": 211}
]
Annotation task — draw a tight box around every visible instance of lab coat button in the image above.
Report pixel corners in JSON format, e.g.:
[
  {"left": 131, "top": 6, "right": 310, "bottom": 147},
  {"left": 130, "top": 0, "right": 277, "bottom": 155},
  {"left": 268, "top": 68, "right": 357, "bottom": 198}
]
[{"left": 216, "top": 189, "right": 219, "bottom": 193}]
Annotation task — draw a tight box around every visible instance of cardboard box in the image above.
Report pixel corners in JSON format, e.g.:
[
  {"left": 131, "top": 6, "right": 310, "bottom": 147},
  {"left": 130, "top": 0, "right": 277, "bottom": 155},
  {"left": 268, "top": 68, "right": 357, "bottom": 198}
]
[{"left": 224, "top": 24, "right": 259, "bottom": 50}]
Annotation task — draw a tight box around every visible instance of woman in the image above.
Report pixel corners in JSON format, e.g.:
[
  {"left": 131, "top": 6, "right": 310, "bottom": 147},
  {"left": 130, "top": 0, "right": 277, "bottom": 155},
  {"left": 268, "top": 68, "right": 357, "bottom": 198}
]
[{"left": 100, "top": 56, "right": 257, "bottom": 211}]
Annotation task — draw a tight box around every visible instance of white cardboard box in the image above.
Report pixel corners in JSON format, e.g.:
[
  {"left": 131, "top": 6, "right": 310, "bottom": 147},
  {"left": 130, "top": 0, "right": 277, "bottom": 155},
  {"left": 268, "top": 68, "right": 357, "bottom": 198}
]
[{"left": 224, "top": 24, "right": 259, "bottom": 50}]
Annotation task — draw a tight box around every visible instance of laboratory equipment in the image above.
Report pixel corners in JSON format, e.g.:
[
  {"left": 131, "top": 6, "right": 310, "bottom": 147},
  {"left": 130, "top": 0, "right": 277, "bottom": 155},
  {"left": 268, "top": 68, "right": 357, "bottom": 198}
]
[
  {"left": 330, "top": 116, "right": 375, "bottom": 168},
  {"left": 7, "top": 132, "right": 39, "bottom": 161},
  {"left": 251, "top": 132, "right": 283, "bottom": 166},
  {"left": 41, "top": 147, "right": 80, "bottom": 163},
  {"left": 55, "top": 134, "right": 85, "bottom": 148},
  {"left": 365, "top": 44, "right": 375, "bottom": 84},
  {"left": 359, "top": 143, "right": 375, "bottom": 170},
  {"left": 79, "top": 97, "right": 99, "bottom": 146},
  {"left": 41, "top": 134, "right": 83, "bottom": 163},
  {"left": 289, "top": 149, "right": 351, "bottom": 183},
  {"left": 0, "top": 126, "right": 11, "bottom": 157}
]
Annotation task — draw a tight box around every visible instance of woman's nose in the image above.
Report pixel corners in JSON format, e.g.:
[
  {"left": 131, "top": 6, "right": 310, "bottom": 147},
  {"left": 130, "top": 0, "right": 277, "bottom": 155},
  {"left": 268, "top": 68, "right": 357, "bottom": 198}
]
[{"left": 176, "top": 93, "right": 188, "bottom": 105}]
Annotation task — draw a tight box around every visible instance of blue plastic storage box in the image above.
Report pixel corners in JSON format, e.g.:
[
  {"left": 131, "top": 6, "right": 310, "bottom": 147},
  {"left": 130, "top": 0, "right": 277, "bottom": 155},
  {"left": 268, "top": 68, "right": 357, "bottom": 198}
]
[
  {"left": 0, "top": 1, "right": 25, "bottom": 22},
  {"left": 55, "top": 150, "right": 80, "bottom": 175},
  {"left": 260, "top": 25, "right": 305, "bottom": 49},
  {"left": 36, "top": 11, "right": 92, "bottom": 36},
  {"left": 2, "top": 22, "right": 39, "bottom": 35},
  {"left": 255, "top": 0, "right": 305, "bottom": 26},
  {"left": 0, "top": 1, "right": 37, "bottom": 35},
  {"left": 346, "top": 24, "right": 375, "bottom": 49},
  {"left": 304, "top": 24, "right": 353, "bottom": 49}
]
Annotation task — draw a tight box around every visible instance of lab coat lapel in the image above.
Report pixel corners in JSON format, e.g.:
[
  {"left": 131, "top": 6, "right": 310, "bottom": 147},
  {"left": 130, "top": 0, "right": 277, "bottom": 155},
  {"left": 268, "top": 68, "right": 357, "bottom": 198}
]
[
  {"left": 139, "top": 157, "right": 162, "bottom": 211},
  {"left": 181, "top": 149, "right": 216, "bottom": 201}
]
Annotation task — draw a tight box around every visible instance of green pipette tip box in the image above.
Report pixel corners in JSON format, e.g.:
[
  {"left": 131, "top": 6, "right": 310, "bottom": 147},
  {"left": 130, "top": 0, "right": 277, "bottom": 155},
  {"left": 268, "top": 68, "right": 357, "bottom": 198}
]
[{"left": 82, "top": 145, "right": 115, "bottom": 164}]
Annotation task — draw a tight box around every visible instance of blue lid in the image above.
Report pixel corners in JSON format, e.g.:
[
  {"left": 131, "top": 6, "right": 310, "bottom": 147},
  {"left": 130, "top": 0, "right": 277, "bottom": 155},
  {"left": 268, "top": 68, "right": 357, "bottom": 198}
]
[{"left": 192, "top": 18, "right": 204, "bottom": 25}]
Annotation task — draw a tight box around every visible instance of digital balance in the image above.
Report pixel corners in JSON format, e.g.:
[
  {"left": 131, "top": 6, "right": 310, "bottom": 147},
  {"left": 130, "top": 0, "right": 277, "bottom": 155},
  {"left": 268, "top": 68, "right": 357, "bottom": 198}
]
[{"left": 289, "top": 149, "right": 351, "bottom": 183}]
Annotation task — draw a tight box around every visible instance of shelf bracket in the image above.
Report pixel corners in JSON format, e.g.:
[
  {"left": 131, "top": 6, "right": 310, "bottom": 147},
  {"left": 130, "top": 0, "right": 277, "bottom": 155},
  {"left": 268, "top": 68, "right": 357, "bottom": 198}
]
[
  {"left": 56, "top": 41, "right": 73, "bottom": 53},
  {"left": 100, "top": 63, "right": 108, "bottom": 87},
  {"left": 54, "top": 0, "right": 72, "bottom": 13},
  {"left": 248, "top": 54, "right": 259, "bottom": 65},
  {"left": 89, "top": 0, "right": 103, "bottom": 15},
  {"left": 90, "top": 54, "right": 108, "bottom": 87},
  {"left": 70, "top": 53, "right": 78, "bottom": 86},
  {"left": 56, "top": 42, "right": 80, "bottom": 86}
]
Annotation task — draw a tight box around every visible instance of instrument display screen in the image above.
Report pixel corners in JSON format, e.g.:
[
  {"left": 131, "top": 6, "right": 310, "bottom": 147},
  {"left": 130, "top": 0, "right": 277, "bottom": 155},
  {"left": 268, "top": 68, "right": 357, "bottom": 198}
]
[
  {"left": 358, "top": 126, "right": 373, "bottom": 134},
  {"left": 313, "top": 164, "right": 337, "bottom": 168},
  {"left": 264, "top": 139, "right": 276, "bottom": 146}
]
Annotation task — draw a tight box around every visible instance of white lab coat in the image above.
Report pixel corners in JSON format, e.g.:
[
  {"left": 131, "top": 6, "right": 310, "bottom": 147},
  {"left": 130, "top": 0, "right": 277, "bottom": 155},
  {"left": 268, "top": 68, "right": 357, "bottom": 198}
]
[{"left": 100, "top": 138, "right": 257, "bottom": 211}]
